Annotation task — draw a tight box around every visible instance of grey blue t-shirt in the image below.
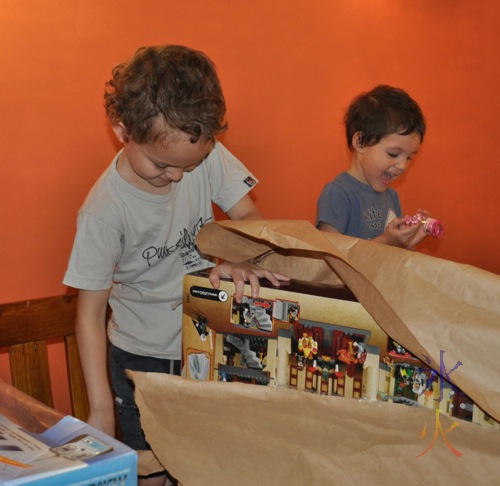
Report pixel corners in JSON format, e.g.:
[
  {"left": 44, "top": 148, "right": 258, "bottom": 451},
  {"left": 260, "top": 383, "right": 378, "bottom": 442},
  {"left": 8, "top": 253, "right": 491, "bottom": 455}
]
[
  {"left": 316, "top": 171, "right": 402, "bottom": 240},
  {"left": 63, "top": 142, "right": 257, "bottom": 359}
]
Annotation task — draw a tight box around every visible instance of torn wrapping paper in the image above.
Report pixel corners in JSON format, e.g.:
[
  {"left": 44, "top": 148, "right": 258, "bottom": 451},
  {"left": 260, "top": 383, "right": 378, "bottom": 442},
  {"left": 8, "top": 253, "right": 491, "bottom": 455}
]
[
  {"left": 194, "top": 220, "right": 500, "bottom": 422},
  {"left": 131, "top": 372, "right": 500, "bottom": 486},
  {"left": 130, "top": 220, "right": 500, "bottom": 485}
]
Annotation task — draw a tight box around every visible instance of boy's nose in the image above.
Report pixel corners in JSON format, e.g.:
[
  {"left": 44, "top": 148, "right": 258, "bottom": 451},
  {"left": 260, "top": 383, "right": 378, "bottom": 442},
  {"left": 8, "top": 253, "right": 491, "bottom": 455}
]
[
  {"left": 166, "top": 167, "right": 184, "bottom": 182},
  {"left": 395, "top": 159, "right": 410, "bottom": 172}
]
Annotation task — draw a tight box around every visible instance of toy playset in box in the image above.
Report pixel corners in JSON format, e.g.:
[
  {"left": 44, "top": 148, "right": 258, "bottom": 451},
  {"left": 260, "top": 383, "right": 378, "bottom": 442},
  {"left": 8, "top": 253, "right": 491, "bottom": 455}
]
[{"left": 182, "top": 269, "right": 498, "bottom": 430}]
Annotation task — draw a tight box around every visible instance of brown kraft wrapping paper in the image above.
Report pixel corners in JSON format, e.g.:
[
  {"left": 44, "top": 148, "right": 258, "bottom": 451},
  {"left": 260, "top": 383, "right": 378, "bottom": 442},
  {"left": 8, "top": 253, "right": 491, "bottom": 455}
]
[{"left": 130, "top": 220, "right": 500, "bottom": 485}]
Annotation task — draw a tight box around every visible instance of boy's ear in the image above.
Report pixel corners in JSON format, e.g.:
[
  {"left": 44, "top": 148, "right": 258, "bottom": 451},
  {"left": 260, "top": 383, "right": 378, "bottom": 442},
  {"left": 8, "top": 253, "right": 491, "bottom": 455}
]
[
  {"left": 352, "top": 131, "right": 364, "bottom": 152},
  {"left": 112, "top": 122, "right": 129, "bottom": 143}
]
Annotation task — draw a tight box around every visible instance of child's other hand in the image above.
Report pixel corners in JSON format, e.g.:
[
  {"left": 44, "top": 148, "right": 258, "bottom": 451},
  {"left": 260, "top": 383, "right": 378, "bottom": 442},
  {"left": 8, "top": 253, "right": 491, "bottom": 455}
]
[
  {"left": 406, "top": 209, "right": 431, "bottom": 249},
  {"left": 209, "top": 262, "right": 290, "bottom": 303},
  {"left": 377, "top": 217, "right": 427, "bottom": 250}
]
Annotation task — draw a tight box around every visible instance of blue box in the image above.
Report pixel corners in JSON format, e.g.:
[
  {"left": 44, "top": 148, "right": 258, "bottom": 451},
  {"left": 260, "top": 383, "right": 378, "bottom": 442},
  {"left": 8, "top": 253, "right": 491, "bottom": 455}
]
[{"left": 1, "top": 415, "right": 137, "bottom": 485}]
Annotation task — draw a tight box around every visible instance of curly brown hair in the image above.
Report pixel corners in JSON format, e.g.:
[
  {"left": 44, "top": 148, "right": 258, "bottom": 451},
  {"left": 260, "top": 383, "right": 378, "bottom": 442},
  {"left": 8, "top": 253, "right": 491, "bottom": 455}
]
[{"left": 104, "top": 45, "right": 228, "bottom": 144}]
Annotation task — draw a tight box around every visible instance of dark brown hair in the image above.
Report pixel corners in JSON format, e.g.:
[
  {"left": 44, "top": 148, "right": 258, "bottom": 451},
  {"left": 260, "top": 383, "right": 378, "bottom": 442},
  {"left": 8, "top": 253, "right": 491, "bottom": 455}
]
[
  {"left": 345, "top": 85, "right": 426, "bottom": 150},
  {"left": 104, "top": 45, "right": 228, "bottom": 144}
]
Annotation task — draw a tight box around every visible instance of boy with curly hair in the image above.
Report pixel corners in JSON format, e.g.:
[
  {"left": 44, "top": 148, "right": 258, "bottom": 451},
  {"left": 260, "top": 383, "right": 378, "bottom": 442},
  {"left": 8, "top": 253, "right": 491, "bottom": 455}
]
[{"left": 64, "top": 45, "right": 286, "bottom": 485}]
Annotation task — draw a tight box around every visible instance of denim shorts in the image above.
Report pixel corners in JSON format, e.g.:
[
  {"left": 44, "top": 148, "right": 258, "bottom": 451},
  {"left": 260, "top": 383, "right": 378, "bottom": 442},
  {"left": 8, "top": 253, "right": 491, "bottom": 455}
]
[{"left": 110, "top": 344, "right": 181, "bottom": 451}]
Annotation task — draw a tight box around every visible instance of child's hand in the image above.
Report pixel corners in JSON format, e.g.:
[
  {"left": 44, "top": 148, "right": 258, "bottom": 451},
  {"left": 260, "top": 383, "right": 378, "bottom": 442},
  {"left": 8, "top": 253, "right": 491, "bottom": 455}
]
[
  {"left": 376, "top": 217, "right": 426, "bottom": 249},
  {"left": 406, "top": 224, "right": 428, "bottom": 250},
  {"left": 209, "top": 262, "right": 290, "bottom": 303},
  {"left": 405, "top": 209, "right": 432, "bottom": 249}
]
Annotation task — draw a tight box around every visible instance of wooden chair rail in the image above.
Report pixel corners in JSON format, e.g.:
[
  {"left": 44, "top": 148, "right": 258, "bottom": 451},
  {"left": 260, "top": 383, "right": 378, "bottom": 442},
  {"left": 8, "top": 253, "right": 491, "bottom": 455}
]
[{"left": 0, "top": 294, "right": 89, "bottom": 421}]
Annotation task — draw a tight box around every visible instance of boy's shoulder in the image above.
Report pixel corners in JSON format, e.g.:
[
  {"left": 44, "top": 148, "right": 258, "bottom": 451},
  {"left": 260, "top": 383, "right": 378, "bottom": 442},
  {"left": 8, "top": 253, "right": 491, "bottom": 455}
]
[
  {"left": 207, "top": 140, "right": 231, "bottom": 162},
  {"left": 196, "top": 141, "right": 251, "bottom": 180},
  {"left": 330, "top": 171, "right": 363, "bottom": 191},
  {"left": 82, "top": 159, "right": 116, "bottom": 201},
  {"left": 78, "top": 156, "right": 129, "bottom": 224}
]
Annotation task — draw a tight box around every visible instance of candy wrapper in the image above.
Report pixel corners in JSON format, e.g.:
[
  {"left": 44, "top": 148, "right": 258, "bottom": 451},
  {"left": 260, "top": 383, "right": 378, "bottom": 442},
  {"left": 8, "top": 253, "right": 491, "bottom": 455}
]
[{"left": 404, "top": 212, "right": 444, "bottom": 238}]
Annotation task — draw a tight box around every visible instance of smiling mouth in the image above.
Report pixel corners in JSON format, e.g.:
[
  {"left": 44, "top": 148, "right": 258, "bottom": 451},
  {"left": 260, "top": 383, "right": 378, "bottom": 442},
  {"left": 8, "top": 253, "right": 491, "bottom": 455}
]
[{"left": 381, "top": 171, "right": 396, "bottom": 184}]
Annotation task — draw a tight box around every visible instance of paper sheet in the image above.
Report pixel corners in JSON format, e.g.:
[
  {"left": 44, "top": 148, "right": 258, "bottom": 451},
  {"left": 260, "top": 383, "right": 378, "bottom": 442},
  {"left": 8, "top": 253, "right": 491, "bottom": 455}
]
[
  {"left": 131, "top": 373, "right": 500, "bottom": 486},
  {"left": 131, "top": 220, "right": 500, "bottom": 485}
]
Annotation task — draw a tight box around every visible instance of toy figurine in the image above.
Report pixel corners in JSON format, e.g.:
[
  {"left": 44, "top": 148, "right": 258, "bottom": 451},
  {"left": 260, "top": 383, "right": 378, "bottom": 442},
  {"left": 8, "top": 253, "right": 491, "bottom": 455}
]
[
  {"left": 193, "top": 316, "right": 209, "bottom": 341},
  {"left": 404, "top": 212, "right": 444, "bottom": 238},
  {"left": 353, "top": 341, "right": 367, "bottom": 364},
  {"left": 337, "top": 340, "right": 357, "bottom": 365},
  {"left": 298, "top": 333, "right": 318, "bottom": 359},
  {"left": 317, "top": 356, "right": 333, "bottom": 381},
  {"left": 297, "top": 332, "right": 318, "bottom": 369},
  {"left": 288, "top": 305, "right": 299, "bottom": 322},
  {"left": 241, "top": 303, "right": 255, "bottom": 328}
]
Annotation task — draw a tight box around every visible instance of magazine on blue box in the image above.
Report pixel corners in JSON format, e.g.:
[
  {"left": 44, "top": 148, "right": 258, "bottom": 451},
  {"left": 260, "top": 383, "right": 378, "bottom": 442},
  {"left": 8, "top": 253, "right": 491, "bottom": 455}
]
[{"left": 0, "top": 415, "right": 137, "bottom": 485}]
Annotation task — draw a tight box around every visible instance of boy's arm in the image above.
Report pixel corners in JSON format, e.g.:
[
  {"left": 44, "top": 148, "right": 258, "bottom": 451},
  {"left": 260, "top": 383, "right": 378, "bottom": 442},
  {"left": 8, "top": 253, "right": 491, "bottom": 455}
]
[
  {"left": 225, "top": 194, "right": 263, "bottom": 220},
  {"left": 319, "top": 218, "right": 427, "bottom": 250},
  {"left": 209, "top": 194, "right": 289, "bottom": 301},
  {"left": 317, "top": 222, "right": 341, "bottom": 233},
  {"left": 75, "top": 288, "right": 115, "bottom": 437}
]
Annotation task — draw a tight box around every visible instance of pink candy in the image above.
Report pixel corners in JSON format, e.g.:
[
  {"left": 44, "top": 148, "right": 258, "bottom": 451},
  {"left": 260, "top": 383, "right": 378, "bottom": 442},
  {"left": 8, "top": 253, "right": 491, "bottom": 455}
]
[{"left": 404, "top": 213, "right": 444, "bottom": 238}]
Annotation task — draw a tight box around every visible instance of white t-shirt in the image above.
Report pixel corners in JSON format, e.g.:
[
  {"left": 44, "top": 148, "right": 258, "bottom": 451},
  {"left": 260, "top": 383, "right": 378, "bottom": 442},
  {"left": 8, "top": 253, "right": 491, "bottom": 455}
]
[{"left": 63, "top": 142, "right": 258, "bottom": 359}]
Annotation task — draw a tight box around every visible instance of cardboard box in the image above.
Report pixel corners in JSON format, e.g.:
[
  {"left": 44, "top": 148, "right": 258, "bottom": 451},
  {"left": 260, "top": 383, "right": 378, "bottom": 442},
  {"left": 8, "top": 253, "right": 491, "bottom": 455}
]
[
  {"left": 183, "top": 269, "right": 386, "bottom": 385},
  {"left": 0, "top": 380, "right": 137, "bottom": 486},
  {"left": 182, "top": 269, "right": 497, "bottom": 429}
]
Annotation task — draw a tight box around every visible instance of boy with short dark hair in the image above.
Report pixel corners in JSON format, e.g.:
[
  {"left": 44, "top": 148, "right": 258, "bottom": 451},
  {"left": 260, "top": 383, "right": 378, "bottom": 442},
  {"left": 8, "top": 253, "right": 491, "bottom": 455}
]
[
  {"left": 64, "top": 45, "right": 286, "bottom": 485},
  {"left": 317, "top": 85, "right": 430, "bottom": 249}
]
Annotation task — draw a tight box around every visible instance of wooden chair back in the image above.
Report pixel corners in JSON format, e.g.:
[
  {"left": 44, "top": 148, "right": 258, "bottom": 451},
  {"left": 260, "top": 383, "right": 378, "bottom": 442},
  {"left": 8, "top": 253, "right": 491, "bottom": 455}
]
[{"left": 0, "top": 294, "right": 89, "bottom": 421}]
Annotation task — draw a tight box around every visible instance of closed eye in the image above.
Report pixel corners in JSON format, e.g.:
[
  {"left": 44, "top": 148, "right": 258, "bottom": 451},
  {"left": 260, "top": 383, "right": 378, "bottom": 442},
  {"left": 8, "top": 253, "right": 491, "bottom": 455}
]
[
  {"left": 154, "top": 163, "right": 167, "bottom": 169},
  {"left": 387, "top": 152, "right": 413, "bottom": 162}
]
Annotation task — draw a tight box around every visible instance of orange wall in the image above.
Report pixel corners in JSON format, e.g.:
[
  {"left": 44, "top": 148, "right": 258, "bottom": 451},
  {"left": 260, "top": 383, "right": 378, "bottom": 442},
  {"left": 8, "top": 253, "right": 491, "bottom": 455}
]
[{"left": 1, "top": 1, "right": 499, "bottom": 412}]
